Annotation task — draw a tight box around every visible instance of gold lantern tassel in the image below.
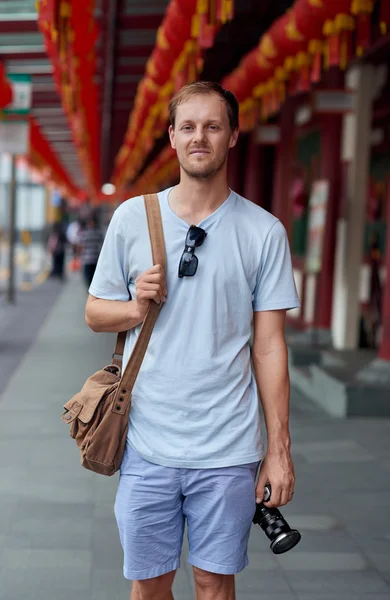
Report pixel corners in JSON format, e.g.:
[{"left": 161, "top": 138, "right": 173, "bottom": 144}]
[{"left": 351, "top": 0, "right": 374, "bottom": 57}]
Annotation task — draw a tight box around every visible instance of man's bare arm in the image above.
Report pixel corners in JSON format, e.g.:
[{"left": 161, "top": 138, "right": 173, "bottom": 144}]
[
  {"left": 85, "top": 295, "right": 144, "bottom": 332},
  {"left": 252, "top": 309, "right": 295, "bottom": 508},
  {"left": 85, "top": 264, "right": 167, "bottom": 333}
]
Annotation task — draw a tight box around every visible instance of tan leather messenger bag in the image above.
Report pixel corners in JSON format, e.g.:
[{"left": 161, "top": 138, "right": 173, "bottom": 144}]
[{"left": 61, "top": 193, "right": 166, "bottom": 476}]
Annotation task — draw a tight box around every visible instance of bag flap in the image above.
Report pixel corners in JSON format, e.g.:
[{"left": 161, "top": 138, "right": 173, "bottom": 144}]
[
  {"left": 63, "top": 365, "right": 120, "bottom": 424},
  {"left": 61, "top": 399, "right": 82, "bottom": 424}
]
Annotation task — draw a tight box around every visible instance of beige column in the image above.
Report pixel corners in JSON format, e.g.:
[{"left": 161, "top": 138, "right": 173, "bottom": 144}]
[{"left": 331, "top": 64, "right": 380, "bottom": 349}]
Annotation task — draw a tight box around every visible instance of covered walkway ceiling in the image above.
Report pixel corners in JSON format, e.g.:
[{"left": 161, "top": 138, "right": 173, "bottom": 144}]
[{"left": 0, "top": 0, "right": 294, "bottom": 193}]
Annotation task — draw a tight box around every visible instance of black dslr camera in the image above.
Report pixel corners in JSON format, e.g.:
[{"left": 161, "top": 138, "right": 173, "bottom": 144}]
[{"left": 253, "top": 484, "right": 301, "bottom": 554}]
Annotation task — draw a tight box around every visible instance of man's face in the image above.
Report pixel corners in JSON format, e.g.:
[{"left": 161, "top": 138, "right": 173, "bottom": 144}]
[{"left": 169, "top": 93, "right": 238, "bottom": 181}]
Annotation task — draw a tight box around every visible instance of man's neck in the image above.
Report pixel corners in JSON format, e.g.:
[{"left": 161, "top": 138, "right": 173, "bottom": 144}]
[{"left": 169, "top": 173, "right": 231, "bottom": 225}]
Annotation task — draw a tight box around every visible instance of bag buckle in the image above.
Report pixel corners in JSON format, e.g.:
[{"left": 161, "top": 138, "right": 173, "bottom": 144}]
[{"left": 112, "top": 353, "right": 122, "bottom": 366}]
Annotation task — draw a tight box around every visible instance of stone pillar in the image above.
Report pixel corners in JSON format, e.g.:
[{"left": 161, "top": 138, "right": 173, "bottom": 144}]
[
  {"left": 378, "top": 177, "right": 390, "bottom": 361},
  {"left": 315, "top": 71, "right": 344, "bottom": 333},
  {"left": 332, "top": 64, "right": 375, "bottom": 349},
  {"left": 243, "top": 131, "right": 264, "bottom": 205},
  {"left": 272, "top": 97, "right": 296, "bottom": 238}
]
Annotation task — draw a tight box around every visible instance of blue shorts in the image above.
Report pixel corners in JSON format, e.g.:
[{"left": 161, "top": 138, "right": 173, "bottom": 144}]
[{"left": 114, "top": 445, "right": 259, "bottom": 580}]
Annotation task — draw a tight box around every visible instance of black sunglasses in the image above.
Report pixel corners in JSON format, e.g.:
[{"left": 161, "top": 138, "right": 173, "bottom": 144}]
[{"left": 178, "top": 225, "right": 207, "bottom": 278}]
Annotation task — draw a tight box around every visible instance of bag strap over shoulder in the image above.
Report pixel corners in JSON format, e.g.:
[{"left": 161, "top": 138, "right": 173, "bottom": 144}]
[{"left": 112, "top": 194, "right": 166, "bottom": 393}]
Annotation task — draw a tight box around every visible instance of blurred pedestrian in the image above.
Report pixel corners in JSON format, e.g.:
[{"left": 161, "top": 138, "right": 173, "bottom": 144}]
[
  {"left": 79, "top": 217, "right": 103, "bottom": 287},
  {"left": 47, "top": 222, "right": 67, "bottom": 280},
  {"left": 66, "top": 219, "right": 82, "bottom": 272}
]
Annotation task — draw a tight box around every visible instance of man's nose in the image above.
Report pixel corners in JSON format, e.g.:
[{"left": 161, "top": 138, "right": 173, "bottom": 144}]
[{"left": 193, "top": 127, "right": 206, "bottom": 142}]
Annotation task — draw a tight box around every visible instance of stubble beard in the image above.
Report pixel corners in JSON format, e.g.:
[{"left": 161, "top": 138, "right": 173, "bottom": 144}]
[{"left": 180, "top": 149, "right": 228, "bottom": 181}]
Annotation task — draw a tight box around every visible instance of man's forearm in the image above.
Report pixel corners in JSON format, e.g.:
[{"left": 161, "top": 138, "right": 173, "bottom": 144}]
[
  {"left": 252, "top": 339, "right": 291, "bottom": 453},
  {"left": 85, "top": 298, "right": 143, "bottom": 333}
]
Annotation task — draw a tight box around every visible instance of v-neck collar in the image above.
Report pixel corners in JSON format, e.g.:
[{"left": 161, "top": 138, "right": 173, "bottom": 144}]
[{"left": 162, "top": 186, "right": 234, "bottom": 229}]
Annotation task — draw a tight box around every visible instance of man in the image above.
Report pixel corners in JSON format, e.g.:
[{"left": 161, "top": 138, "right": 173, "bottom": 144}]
[{"left": 86, "top": 81, "right": 300, "bottom": 600}]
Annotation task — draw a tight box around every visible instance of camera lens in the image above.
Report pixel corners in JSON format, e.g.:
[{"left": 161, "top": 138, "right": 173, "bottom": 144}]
[
  {"left": 253, "top": 504, "right": 301, "bottom": 554},
  {"left": 271, "top": 530, "right": 301, "bottom": 554}
]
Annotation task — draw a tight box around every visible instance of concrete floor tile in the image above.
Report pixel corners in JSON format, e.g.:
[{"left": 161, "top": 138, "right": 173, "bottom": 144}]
[
  {"left": 235, "top": 569, "right": 292, "bottom": 594},
  {"left": 290, "top": 530, "right": 360, "bottom": 553},
  {"left": 0, "top": 500, "right": 17, "bottom": 533},
  {"left": 2, "top": 547, "right": 92, "bottom": 569},
  {"left": 347, "top": 530, "right": 390, "bottom": 555},
  {"left": 92, "top": 520, "right": 124, "bottom": 570},
  {"left": 297, "top": 596, "right": 390, "bottom": 600},
  {"left": 276, "top": 551, "right": 367, "bottom": 571},
  {"left": 238, "top": 596, "right": 296, "bottom": 600},
  {"left": 91, "top": 567, "right": 130, "bottom": 599},
  {"left": 1, "top": 277, "right": 390, "bottom": 600},
  {"left": 286, "top": 571, "right": 390, "bottom": 594},
  {"left": 94, "top": 500, "right": 116, "bottom": 519},
  {"left": 293, "top": 439, "right": 375, "bottom": 463},
  {"left": 17, "top": 498, "right": 96, "bottom": 520},
  {"left": 92, "top": 593, "right": 125, "bottom": 600},
  {"left": 245, "top": 551, "right": 280, "bottom": 571},
  {"left": 0, "top": 467, "right": 94, "bottom": 505},
  {"left": 0, "top": 566, "right": 91, "bottom": 595},
  {"left": 6, "top": 515, "right": 94, "bottom": 550},
  {"left": 172, "top": 567, "right": 194, "bottom": 595},
  {"left": 0, "top": 587, "right": 89, "bottom": 600},
  {"left": 364, "top": 553, "right": 390, "bottom": 573},
  {"left": 307, "top": 462, "right": 390, "bottom": 492},
  {"left": 281, "top": 514, "right": 340, "bottom": 532}
]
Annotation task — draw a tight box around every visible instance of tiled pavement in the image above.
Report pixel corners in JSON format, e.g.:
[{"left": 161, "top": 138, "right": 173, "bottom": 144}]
[{"left": 0, "top": 275, "right": 389, "bottom": 600}]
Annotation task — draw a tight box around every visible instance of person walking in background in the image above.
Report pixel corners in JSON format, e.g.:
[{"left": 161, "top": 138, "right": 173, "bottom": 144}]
[
  {"left": 47, "top": 222, "right": 67, "bottom": 280},
  {"left": 85, "top": 81, "right": 300, "bottom": 600},
  {"left": 79, "top": 217, "right": 103, "bottom": 287},
  {"left": 66, "top": 219, "right": 82, "bottom": 272}
]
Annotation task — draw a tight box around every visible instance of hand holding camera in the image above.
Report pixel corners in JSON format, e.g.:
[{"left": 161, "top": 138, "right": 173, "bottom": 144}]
[{"left": 253, "top": 484, "right": 301, "bottom": 554}]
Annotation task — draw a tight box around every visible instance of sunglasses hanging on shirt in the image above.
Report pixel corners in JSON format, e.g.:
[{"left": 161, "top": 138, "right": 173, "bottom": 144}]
[{"left": 178, "top": 225, "right": 207, "bottom": 278}]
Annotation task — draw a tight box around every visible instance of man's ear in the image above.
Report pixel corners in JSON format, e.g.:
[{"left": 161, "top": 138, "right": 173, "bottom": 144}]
[
  {"left": 169, "top": 125, "right": 175, "bottom": 148},
  {"left": 229, "top": 129, "right": 239, "bottom": 149}
]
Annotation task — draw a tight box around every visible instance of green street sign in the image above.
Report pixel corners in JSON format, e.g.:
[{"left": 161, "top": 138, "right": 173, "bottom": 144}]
[{"left": 3, "top": 74, "right": 32, "bottom": 117}]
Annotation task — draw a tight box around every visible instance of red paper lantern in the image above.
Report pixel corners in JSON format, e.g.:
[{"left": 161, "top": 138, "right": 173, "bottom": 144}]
[
  {"left": 29, "top": 118, "right": 79, "bottom": 197},
  {"left": 266, "top": 12, "right": 307, "bottom": 70},
  {"left": 147, "top": 46, "right": 177, "bottom": 86},
  {"left": 222, "top": 48, "right": 272, "bottom": 102},
  {"left": 0, "top": 63, "right": 13, "bottom": 108},
  {"left": 293, "top": 0, "right": 328, "bottom": 39},
  {"left": 351, "top": 0, "right": 374, "bottom": 56},
  {"left": 70, "top": 0, "right": 98, "bottom": 55},
  {"left": 160, "top": 3, "right": 191, "bottom": 52}
]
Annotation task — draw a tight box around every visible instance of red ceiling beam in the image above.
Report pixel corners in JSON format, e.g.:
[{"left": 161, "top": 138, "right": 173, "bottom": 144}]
[
  {"left": 0, "top": 51, "right": 47, "bottom": 60},
  {"left": 118, "top": 15, "right": 166, "bottom": 29},
  {"left": 119, "top": 45, "right": 155, "bottom": 57},
  {"left": 32, "top": 90, "right": 60, "bottom": 99},
  {"left": 115, "top": 64, "right": 147, "bottom": 75},
  {"left": 0, "top": 20, "right": 39, "bottom": 33}
]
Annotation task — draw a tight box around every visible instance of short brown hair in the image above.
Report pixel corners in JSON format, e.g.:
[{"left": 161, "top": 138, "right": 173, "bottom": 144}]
[{"left": 168, "top": 81, "right": 239, "bottom": 131}]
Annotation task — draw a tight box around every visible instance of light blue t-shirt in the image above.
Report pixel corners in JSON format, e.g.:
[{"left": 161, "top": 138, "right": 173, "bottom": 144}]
[{"left": 89, "top": 187, "right": 300, "bottom": 468}]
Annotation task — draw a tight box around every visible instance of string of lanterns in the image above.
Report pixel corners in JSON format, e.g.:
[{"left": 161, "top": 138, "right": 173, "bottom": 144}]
[
  {"left": 28, "top": 118, "right": 80, "bottom": 198},
  {"left": 112, "top": 0, "right": 235, "bottom": 195},
  {"left": 221, "top": 0, "right": 387, "bottom": 131},
  {"left": 37, "top": 0, "right": 100, "bottom": 198},
  {"left": 123, "top": 0, "right": 388, "bottom": 195},
  {"left": 126, "top": 146, "right": 179, "bottom": 199}
]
